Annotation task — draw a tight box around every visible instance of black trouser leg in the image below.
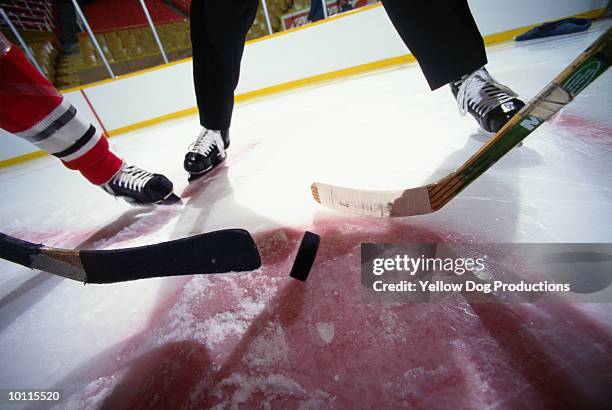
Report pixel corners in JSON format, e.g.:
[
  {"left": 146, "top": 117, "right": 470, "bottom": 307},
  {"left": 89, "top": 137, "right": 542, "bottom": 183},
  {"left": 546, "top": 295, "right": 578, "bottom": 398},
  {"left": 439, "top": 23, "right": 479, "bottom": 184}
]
[
  {"left": 380, "top": 0, "right": 487, "bottom": 90},
  {"left": 190, "top": 0, "right": 259, "bottom": 130},
  {"left": 54, "top": 0, "right": 79, "bottom": 45}
]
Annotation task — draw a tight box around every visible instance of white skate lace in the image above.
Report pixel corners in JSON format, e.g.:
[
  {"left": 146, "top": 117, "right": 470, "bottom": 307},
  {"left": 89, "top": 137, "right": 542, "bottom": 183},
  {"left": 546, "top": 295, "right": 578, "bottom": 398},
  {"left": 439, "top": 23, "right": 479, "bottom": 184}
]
[
  {"left": 456, "top": 68, "right": 518, "bottom": 118},
  {"left": 189, "top": 129, "right": 224, "bottom": 156},
  {"left": 110, "top": 164, "right": 154, "bottom": 192}
]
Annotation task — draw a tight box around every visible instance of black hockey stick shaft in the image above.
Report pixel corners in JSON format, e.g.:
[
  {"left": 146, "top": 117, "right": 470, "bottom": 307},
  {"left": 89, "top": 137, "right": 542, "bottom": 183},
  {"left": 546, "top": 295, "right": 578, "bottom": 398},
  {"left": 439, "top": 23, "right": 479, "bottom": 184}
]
[
  {"left": 0, "top": 233, "right": 43, "bottom": 269},
  {"left": 0, "top": 230, "right": 261, "bottom": 284}
]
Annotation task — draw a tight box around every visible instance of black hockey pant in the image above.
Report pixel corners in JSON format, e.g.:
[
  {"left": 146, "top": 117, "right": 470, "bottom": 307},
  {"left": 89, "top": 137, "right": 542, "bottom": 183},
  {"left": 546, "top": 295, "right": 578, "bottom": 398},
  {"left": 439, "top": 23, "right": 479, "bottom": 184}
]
[{"left": 190, "top": 0, "right": 487, "bottom": 130}]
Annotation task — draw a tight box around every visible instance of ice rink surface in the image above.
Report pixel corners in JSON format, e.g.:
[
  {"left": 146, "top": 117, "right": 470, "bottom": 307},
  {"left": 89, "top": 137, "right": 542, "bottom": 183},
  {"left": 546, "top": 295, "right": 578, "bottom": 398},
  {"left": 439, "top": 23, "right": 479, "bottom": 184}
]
[{"left": 1, "top": 22, "right": 611, "bottom": 409}]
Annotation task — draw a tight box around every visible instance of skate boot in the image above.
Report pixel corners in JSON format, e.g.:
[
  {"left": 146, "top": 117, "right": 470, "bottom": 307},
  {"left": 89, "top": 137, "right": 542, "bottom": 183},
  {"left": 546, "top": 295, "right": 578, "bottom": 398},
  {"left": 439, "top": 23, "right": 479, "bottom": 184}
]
[
  {"left": 184, "top": 128, "right": 230, "bottom": 182},
  {"left": 101, "top": 162, "right": 179, "bottom": 205},
  {"left": 451, "top": 67, "right": 525, "bottom": 133}
]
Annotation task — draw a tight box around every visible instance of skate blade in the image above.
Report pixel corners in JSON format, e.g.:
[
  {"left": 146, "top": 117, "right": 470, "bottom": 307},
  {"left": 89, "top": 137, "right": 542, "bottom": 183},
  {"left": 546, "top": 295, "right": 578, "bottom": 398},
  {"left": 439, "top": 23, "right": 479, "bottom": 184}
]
[
  {"left": 158, "top": 193, "right": 182, "bottom": 205},
  {"left": 188, "top": 172, "right": 208, "bottom": 183},
  {"left": 187, "top": 154, "right": 227, "bottom": 183}
]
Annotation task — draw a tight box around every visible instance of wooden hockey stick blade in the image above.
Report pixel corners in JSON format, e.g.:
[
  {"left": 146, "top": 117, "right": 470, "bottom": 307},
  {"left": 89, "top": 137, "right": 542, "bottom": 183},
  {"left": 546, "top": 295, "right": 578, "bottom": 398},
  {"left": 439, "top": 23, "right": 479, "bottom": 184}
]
[
  {"left": 312, "top": 27, "right": 611, "bottom": 217},
  {"left": 311, "top": 182, "right": 433, "bottom": 217},
  {"left": 0, "top": 230, "right": 261, "bottom": 284}
]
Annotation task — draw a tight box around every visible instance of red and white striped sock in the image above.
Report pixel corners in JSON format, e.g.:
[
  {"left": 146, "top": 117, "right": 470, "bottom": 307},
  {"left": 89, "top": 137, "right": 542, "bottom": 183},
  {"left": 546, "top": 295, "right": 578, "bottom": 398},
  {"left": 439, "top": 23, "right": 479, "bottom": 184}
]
[{"left": 0, "top": 44, "right": 121, "bottom": 185}]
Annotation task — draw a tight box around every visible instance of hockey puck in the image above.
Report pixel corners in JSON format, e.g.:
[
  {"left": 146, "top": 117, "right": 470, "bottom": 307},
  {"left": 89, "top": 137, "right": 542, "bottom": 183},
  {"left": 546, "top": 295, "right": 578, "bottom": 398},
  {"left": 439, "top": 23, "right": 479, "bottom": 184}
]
[{"left": 289, "top": 231, "right": 320, "bottom": 282}]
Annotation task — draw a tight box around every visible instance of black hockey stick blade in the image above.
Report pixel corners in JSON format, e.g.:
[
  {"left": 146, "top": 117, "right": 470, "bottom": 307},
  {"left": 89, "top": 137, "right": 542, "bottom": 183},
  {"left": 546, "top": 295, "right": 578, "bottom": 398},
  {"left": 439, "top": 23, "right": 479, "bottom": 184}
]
[{"left": 0, "top": 230, "right": 261, "bottom": 284}]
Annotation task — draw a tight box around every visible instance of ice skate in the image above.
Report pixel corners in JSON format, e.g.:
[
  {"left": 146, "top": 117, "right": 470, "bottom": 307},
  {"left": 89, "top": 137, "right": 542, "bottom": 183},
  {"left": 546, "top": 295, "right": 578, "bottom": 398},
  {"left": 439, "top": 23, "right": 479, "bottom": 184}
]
[
  {"left": 451, "top": 67, "right": 525, "bottom": 133},
  {"left": 101, "top": 162, "right": 179, "bottom": 205},
  {"left": 184, "top": 128, "right": 230, "bottom": 182}
]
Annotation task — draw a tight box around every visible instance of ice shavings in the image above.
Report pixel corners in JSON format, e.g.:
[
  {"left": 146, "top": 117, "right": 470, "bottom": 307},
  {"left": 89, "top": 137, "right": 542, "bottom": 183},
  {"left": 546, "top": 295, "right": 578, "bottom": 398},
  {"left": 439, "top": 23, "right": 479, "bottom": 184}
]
[
  {"left": 244, "top": 321, "right": 289, "bottom": 369},
  {"left": 148, "top": 273, "right": 276, "bottom": 352},
  {"left": 315, "top": 322, "right": 335, "bottom": 345},
  {"left": 214, "top": 373, "right": 333, "bottom": 407},
  {"left": 60, "top": 371, "right": 125, "bottom": 410},
  {"left": 202, "top": 311, "right": 252, "bottom": 348}
]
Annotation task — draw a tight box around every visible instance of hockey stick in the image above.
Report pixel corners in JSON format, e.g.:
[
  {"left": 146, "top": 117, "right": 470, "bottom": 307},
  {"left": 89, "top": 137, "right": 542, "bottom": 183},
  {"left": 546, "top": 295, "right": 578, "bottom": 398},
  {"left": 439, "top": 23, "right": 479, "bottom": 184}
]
[
  {"left": 0, "top": 230, "right": 261, "bottom": 284},
  {"left": 311, "top": 27, "right": 611, "bottom": 217}
]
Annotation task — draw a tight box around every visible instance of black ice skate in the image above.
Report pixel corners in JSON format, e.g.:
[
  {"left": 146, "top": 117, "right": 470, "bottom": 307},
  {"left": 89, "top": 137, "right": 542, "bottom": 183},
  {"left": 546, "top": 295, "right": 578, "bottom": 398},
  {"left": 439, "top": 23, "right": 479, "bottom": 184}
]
[
  {"left": 101, "top": 163, "right": 179, "bottom": 205},
  {"left": 451, "top": 67, "right": 525, "bottom": 133},
  {"left": 184, "top": 128, "right": 230, "bottom": 182}
]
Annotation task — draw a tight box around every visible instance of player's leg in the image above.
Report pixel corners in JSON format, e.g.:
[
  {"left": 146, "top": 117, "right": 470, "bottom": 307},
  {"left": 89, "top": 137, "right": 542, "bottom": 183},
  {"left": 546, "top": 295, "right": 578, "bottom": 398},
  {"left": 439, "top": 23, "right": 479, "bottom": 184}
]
[
  {"left": 54, "top": 0, "right": 80, "bottom": 55},
  {"left": 0, "top": 34, "right": 176, "bottom": 205},
  {"left": 185, "top": 0, "right": 259, "bottom": 182},
  {"left": 380, "top": 0, "right": 524, "bottom": 132}
]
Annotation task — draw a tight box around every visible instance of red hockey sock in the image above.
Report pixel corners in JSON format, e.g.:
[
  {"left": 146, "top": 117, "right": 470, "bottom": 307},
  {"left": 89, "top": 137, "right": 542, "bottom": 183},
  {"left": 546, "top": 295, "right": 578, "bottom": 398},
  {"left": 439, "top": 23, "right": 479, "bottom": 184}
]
[
  {"left": 62, "top": 137, "right": 123, "bottom": 185},
  {"left": 0, "top": 48, "right": 61, "bottom": 131},
  {"left": 0, "top": 45, "right": 121, "bottom": 185}
]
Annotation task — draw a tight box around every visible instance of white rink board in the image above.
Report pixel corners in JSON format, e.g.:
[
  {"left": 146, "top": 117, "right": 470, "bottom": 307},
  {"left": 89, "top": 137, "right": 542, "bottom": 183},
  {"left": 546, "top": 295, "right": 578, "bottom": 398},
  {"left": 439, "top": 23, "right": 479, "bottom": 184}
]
[{"left": 0, "top": 0, "right": 606, "bottom": 162}]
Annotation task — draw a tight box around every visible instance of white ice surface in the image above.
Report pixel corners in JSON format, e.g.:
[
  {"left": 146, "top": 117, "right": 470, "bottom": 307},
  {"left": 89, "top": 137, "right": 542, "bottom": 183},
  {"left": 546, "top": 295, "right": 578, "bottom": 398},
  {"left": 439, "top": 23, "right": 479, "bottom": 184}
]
[{"left": 0, "top": 22, "right": 611, "bottom": 408}]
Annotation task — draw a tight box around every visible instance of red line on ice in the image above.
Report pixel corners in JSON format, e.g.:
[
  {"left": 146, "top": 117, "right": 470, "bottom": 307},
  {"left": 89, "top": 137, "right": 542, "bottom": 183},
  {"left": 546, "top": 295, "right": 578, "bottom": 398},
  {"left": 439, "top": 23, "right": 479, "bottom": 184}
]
[{"left": 50, "top": 217, "right": 612, "bottom": 408}]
